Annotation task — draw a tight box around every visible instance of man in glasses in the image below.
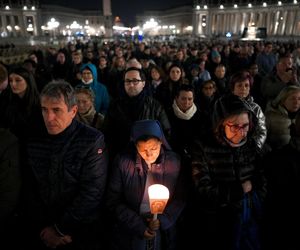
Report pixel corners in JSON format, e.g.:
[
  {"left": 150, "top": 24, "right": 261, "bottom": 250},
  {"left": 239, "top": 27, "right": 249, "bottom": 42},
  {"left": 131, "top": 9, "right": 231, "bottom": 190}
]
[{"left": 103, "top": 67, "right": 171, "bottom": 161}]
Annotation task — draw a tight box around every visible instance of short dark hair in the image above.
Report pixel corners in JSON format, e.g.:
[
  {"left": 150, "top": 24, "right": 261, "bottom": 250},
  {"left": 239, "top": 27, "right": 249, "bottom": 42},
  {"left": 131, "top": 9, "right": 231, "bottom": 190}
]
[
  {"left": 175, "top": 84, "right": 195, "bottom": 97},
  {"left": 229, "top": 70, "right": 253, "bottom": 91},
  {"left": 124, "top": 67, "right": 146, "bottom": 81},
  {"left": 41, "top": 81, "right": 77, "bottom": 111}
]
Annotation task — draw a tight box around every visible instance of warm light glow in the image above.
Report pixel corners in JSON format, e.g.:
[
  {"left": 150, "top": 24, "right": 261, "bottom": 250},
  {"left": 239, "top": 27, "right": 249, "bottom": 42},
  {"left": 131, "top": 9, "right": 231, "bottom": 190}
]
[
  {"left": 263, "top": 2, "right": 267, "bottom": 7},
  {"left": 148, "top": 184, "right": 169, "bottom": 200},
  {"left": 234, "top": 4, "right": 238, "bottom": 8}
]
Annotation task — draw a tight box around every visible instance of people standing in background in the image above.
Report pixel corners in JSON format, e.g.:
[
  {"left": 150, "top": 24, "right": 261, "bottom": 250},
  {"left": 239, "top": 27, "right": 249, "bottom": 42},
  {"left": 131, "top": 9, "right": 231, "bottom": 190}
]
[
  {"left": 76, "top": 63, "right": 110, "bottom": 115},
  {"left": 103, "top": 67, "right": 171, "bottom": 162},
  {"left": 265, "top": 85, "right": 300, "bottom": 150},
  {"left": 75, "top": 87, "right": 104, "bottom": 130},
  {"left": 229, "top": 70, "right": 267, "bottom": 150}
]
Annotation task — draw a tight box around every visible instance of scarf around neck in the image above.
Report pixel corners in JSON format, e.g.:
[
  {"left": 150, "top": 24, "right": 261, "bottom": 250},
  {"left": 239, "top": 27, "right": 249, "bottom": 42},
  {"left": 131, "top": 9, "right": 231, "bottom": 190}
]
[{"left": 172, "top": 99, "right": 197, "bottom": 120}]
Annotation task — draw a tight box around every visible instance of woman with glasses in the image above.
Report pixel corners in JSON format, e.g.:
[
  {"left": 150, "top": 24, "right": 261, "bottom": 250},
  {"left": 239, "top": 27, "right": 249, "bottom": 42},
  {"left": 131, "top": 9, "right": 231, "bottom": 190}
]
[
  {"left": 187, "top": 94, "right": 266, "bottom": 250},
  {"left": 229, "top": 70, "right": 267, "bottom": 150}
]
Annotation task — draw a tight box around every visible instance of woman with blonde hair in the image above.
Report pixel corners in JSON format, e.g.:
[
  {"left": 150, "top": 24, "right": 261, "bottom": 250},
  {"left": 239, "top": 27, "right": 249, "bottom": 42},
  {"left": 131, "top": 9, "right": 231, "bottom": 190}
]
[{"left": 75, "top": 87, "right": 104, "bottom": 130}]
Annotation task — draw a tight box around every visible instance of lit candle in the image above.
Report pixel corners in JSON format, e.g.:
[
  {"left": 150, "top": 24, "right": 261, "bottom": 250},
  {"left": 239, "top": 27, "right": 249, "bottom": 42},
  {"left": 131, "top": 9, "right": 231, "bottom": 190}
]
[{"left": 148, "top": 184, "right": 169, "bottom": 219}]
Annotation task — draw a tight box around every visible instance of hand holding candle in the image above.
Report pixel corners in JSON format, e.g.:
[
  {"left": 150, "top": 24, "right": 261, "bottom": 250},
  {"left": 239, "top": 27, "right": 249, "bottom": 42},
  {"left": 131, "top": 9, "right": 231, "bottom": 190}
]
[{"left": 148, "top": 184, "right": 169, "bottom": 219}]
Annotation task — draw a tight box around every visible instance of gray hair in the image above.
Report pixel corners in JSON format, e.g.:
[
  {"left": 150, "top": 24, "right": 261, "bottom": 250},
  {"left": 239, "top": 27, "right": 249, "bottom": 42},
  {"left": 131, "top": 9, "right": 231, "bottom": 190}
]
[
  {"left": 271, "top": 85, "right": 300, "bottom": 108},
  {"left": 40, "top": 80, "right": 77, "bottom": 111}
]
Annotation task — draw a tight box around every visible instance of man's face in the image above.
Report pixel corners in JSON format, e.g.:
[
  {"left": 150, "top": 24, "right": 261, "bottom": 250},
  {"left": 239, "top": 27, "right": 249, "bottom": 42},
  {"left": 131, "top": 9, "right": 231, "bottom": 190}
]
[
  {"left": 124, "top": 70, "right": 145, "bottom": 97},
  {"left": 72, "top": 54, "right": 82, "bottom": 65},
  {"left": 175, "top": 90, "right": 194, "bottom": 112},
  {"left": 81, "top": 69, "right": 93, "bottom": 83},
  {"left": 41, "top": 95, "right": 77, "bottom": 135}
]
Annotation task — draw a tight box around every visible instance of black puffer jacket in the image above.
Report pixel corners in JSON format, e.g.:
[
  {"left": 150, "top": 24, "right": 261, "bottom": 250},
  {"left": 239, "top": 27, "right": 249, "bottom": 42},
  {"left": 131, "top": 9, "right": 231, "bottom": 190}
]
[
  {"left": 191, "top": 95, "right": 266, "bottom": 211},
  {"left": 25, "top": 119, "right": 108, "bottom": 235}
]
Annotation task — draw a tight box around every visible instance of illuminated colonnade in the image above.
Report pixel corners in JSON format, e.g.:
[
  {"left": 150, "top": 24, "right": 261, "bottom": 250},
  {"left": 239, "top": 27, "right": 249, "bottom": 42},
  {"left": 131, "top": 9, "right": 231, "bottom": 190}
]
[{"left": 193, "top": 2, "right": 300, "bottom": 37}]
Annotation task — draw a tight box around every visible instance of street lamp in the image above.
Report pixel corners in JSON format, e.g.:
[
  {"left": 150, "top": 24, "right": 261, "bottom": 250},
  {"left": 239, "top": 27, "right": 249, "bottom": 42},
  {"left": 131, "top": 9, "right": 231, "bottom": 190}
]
[{"left": 47, "top": 18, "right": 60, "bottom": 39}]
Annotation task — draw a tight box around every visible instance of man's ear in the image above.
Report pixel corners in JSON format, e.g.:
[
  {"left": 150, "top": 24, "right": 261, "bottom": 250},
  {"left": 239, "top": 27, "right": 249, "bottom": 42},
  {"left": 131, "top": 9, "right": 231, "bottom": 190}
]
[{"left": 71, "top": 105, "right": 78, "bottom": 118}]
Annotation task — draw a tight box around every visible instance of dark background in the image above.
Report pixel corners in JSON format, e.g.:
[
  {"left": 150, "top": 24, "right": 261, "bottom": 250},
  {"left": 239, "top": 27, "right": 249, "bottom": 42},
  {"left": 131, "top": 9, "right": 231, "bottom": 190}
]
[{"left": 40, "top": 0, "right": 193, "bottom": 26}]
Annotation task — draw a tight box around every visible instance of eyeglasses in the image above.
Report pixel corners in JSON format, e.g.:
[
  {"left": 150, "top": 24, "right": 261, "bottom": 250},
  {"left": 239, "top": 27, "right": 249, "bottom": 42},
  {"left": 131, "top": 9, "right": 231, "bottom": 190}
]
[
  {"left": 124, "top": 79, "right": 143, "bottom": 85},
  {"left": 226, "top": 123, "right": 249, "bottom": 133}
]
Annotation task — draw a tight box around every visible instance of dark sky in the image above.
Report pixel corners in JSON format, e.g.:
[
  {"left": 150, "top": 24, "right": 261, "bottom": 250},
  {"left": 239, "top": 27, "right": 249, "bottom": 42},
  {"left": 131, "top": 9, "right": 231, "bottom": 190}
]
[{"left": 40, "top": 0, "right": 193, "bottom": 26}]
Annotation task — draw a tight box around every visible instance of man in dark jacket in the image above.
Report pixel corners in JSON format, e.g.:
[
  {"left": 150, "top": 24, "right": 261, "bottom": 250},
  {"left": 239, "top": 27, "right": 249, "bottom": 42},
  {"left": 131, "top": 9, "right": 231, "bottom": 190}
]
[
  {"left": 103, "top": 67, "right": 171, "bottom": 162},
  {"left": 24, "top": 81, "right": 108, "bottom": 249}
]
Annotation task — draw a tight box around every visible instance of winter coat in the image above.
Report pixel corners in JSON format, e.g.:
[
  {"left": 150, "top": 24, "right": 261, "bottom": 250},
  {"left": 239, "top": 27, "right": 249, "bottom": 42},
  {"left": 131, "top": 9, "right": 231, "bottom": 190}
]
[
  {"left": 25, "top": 119, "right": 108, "bottom": 235},
  {"left": 106, "top": 146, "right": 184, "bottom": 250}
]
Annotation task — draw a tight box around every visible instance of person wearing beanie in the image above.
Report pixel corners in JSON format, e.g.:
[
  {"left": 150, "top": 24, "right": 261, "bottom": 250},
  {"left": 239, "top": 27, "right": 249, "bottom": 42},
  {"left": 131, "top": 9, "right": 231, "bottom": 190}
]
[
  {"left": 188, "top": 94, "right": 266, "bottom": 250},
  {"left": 106, "top": 119, "right": 185, "bottom": 250}
]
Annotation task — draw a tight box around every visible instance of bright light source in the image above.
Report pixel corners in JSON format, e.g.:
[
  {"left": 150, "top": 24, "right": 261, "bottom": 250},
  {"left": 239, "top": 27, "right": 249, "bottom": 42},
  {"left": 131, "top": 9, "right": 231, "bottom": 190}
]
[
  {"left": 196, "top": 5, "right": 200, "bottom": 10},
  {"left": 263, "top": 2, "right": 267, "bottom": 7},
  {"left": 234, "top": 4, "right": 238, "bottom": 8},
  {"left": 226, "top": 32, "right": 232, "bottom": 38}
]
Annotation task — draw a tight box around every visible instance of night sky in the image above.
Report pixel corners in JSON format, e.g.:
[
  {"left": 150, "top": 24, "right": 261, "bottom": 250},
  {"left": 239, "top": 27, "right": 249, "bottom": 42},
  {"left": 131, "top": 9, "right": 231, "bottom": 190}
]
[{"left": 40, "top": 0, "right": 193, "bottom": 26}]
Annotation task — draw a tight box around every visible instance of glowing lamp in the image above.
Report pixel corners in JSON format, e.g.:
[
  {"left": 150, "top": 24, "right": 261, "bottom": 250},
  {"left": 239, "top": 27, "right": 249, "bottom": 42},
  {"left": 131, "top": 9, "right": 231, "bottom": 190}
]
[{"left": 148, "top": 184, "right": 169, "bottom": 219}]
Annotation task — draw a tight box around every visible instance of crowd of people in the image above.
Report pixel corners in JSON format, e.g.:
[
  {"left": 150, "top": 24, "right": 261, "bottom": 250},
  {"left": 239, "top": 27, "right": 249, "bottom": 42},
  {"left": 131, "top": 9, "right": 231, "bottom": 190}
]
[{"left": 0, "top": 38, "right": 300, "bottom": 250}]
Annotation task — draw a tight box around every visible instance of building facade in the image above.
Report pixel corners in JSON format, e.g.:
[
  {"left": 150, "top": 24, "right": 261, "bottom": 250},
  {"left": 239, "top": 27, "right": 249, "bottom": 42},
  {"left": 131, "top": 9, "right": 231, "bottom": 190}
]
[
  {"left": 0, "top": 0, "right": 106, "bottom": 38},
  {"left": 193, "top": 1, "right": 300, "bottom": 38}
]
